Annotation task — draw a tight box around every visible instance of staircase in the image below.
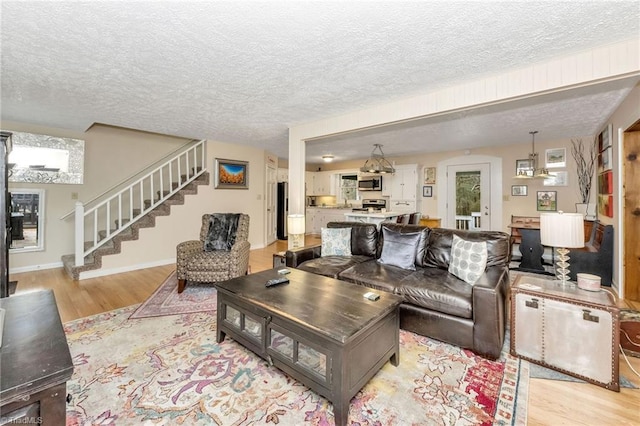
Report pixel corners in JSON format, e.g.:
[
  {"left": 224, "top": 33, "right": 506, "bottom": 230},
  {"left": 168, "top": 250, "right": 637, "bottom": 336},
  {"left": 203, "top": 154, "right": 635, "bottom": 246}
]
[{"left": 61, "top": 140, "right": 208, "bottom": 280}]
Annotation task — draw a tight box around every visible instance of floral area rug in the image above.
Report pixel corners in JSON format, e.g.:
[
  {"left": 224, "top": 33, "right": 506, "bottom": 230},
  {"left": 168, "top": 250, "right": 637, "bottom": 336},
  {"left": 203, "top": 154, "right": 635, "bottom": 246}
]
[
  {"left": 129, "top": 271, "right": 217, "bottom": 319},
  {"left": 65, "top": 301, "right": 529, "bottom": 425}
]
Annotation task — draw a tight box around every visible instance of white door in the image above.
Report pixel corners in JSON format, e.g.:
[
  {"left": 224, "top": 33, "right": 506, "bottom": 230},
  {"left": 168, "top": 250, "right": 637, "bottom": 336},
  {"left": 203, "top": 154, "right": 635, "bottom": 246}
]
[
  {"left": 446, "top": 163, "right": 491, "bottom": 231},
  {"left": 266, "top": 164, "right": 277, "bottom": 244}
]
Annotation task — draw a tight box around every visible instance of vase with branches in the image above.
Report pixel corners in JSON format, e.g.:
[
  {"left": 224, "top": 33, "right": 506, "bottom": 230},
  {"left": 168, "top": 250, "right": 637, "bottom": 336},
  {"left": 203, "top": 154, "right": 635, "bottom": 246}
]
[{"left": 570, "top": 136, "right": 598, "bottom": 218}]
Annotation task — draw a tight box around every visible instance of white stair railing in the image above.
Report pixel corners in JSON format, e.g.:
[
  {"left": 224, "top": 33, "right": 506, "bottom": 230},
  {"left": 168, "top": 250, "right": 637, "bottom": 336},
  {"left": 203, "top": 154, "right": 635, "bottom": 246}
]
[{"left": 74, "top": 140, "right": 206, "bottom": 266}]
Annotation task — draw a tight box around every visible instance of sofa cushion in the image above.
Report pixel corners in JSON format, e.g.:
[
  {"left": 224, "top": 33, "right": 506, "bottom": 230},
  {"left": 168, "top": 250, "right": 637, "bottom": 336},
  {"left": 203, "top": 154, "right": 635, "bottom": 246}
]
[
  {"left": 338, "top": 259, "right": 413, "bottom": 293},
  {"left": 321, "top": 227, "right": 352, "bottom": 256},
  {"left": 328, "top": 222, "right": 378, "bottom": 257},
  {"left": 398, "top": 268, "right": 473, "bottom": 318},
  {"left": 448, "top": 235, "right": 488, "bottom": 285},
  {"left": 297, "top": 255, "right": 371, "bottom": 279},
  {"left": 424, "top": 228, "right": 510, "bottom": 269},
  {"left": 378, "top": 224, "right": 431, "bottom": 266},
  {"left": 378, "top": 227, "right": 421, "bottom": 270}
]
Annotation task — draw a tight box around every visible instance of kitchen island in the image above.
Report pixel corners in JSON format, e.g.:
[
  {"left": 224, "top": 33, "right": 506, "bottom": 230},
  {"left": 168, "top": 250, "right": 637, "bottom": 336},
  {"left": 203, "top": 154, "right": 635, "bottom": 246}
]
[{"left": 343, "top": 211, "right": 401, "bottom": 227}]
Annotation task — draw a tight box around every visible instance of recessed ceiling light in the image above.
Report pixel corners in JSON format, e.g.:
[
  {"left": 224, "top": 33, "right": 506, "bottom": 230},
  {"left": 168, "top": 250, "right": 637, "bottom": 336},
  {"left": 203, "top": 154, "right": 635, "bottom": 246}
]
[{"left": 322, "top": 155, "right": 334, "bottom": 162}]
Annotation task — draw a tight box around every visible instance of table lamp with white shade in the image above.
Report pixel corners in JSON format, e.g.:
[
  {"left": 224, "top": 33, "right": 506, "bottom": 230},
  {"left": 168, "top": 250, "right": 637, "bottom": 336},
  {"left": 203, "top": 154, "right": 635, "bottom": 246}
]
[
  {"left": 287, "top": 214, "right": 306, "bottom": 250},
  {"left": 540, "top": 211, "right": 585, "bottom": 285}
]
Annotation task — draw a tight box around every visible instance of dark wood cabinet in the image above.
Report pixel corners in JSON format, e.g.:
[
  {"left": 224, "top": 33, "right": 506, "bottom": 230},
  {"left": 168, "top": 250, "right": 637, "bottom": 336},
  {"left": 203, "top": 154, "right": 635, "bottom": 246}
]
[
  {"left": 1, "top": 131, "right": 12, "bottom": 298},
  {"left": 0, "top": 290, "right": 74, "bottom": 424}
]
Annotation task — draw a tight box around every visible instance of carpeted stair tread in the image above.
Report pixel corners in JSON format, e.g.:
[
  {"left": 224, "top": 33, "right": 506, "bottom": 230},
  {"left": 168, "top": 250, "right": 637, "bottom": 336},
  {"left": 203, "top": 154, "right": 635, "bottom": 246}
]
[{"left": 62, "top": 172, "right": 209, "bottom": 280}]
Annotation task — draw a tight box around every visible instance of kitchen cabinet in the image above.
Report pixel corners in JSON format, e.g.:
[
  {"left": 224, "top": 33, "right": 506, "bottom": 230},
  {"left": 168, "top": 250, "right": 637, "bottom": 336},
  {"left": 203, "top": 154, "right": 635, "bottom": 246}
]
[
  {"left": 389, "top": 165, "right": 418, "bottom": 200},
  {"left": 306, "top": 208, "right": 347, "bottom": 234},
  {"left": 388, "top": 164, "right": 420, "bottom": 213},
  {"left": 313, "top": 171, "right": 336, "bottom": 196},
  {"left": 305, "top": 171, "right": 315, "bottom": 195},
  {"left": 305, "top": 208, "right": 317, "bottom": 234},
  {"left": 277, "top": 168, "right": 288, "bottom": 182}
]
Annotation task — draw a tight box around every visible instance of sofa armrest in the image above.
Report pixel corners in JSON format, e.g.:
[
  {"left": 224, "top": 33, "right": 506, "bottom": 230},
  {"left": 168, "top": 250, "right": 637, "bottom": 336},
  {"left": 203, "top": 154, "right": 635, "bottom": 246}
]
[
  {"left": 285, "top": 244, "right": 321, "bottom": 267},
  {"left": 471, "top": 265, "right": 510, "bottom": 359}
]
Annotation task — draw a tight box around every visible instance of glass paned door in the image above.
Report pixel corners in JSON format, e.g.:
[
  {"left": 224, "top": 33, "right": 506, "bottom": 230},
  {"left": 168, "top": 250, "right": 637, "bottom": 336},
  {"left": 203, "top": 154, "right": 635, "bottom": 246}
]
[{"left": 447, "top": 163, "right": 491, "bottom": 231}]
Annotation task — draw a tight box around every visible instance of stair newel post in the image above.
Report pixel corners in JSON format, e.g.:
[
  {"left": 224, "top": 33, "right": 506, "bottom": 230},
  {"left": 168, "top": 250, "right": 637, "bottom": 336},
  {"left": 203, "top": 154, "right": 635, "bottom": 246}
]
[{"left": 74, "top": 201, "right": 85, "bottom": 267}]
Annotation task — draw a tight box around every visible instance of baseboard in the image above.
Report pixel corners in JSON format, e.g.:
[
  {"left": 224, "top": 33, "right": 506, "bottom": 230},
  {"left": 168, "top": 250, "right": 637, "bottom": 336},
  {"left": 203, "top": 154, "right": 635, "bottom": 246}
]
[
  {"left": 9, "top": 261, "right": 64, "bottom": 274},
  {"left": 78, "top": 258, "right": 176, "bottom": 280}
]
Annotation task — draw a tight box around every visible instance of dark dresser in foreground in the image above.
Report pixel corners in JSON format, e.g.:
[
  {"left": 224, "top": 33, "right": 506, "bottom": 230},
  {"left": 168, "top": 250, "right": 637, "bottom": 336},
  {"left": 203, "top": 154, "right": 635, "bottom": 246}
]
[{"left": 1, "top": 290, "right": 74, "bottom": 424}]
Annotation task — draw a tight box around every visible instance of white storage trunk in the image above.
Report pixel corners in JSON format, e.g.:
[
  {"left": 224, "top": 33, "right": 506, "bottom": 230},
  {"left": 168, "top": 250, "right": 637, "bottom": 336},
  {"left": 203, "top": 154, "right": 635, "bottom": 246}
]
[{"left": 510, "top": 275, "right": 620, "bottom": 391}]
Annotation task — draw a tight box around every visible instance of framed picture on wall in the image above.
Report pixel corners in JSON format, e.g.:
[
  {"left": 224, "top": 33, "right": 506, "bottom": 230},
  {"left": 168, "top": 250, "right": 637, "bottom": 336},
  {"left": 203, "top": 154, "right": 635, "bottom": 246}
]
[
  {"left": 536, "top": 191, "right": 557, "bottom": 211},
  {"left": 543, "top": 171, "right": 568, "bottom": 186},
  {"left": 599, "top": 146, "right": 612, "bottom": 172},
  {"left": 511, "top": 185, "right": 528, "bottom": 196},
  {"left": 598, "top": 123, "right": 613, "bottom": 152},
  {"left": 214, "top": 158, "right": 249, "bottom": 189},
  {"left": 423, "top": 167, "right": 436, "bottom": 184},
  {"left": 423, "top": 185, "right": 433, "bottom": 197},
  {"left": 515, "top": 159, "right": 533, "bottom": 177},
  {"left": 598, "top": 194, "right": 614, "bottom": 217},
  {"left": 545, "top": 148, "right": 566, "bottom": 168}
]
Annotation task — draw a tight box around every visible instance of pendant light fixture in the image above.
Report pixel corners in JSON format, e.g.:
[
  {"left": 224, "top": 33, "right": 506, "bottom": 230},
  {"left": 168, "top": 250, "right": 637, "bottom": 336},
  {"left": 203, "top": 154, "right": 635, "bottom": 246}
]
[
  {"left": 360, "top": 144, "right": 395, "bottom": 174},
  {"left": 514, "top": 131, "right": 552, "bottom": 179}
]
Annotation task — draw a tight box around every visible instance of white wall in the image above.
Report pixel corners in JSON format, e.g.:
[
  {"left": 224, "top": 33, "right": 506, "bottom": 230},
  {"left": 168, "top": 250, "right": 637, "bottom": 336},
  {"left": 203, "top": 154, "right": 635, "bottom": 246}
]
[
  {"left": 2, "top": 122, "right": 269, "bottom": 274},
  {"left": 95, "top": 140, "right": 268, "bottom": 276}
]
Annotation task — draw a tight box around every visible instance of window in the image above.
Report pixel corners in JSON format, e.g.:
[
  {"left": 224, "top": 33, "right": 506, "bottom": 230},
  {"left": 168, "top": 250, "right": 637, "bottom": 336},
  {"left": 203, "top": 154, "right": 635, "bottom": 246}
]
[{"left": 339, "top": 174, "right": 358, "bottom": 202}]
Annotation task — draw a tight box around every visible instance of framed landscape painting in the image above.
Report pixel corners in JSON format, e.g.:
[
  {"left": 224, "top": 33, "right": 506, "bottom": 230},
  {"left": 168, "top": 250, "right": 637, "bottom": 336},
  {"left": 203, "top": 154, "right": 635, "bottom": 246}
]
[
  {"left": 214, "top": 158, "right": 248, "bottom": 189},
  {"left": 545, "top": 148, "right": 566, "bottom": 168}
]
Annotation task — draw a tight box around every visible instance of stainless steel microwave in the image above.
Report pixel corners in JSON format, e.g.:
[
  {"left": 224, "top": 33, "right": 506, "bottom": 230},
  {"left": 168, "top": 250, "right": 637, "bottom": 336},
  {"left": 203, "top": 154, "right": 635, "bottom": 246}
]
[{"left": 358, "top": 176, "right": 382, "bottom": 191}]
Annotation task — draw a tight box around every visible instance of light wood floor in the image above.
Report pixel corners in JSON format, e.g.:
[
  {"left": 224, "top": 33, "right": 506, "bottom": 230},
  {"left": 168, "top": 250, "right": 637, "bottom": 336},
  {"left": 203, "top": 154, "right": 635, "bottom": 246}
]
[{"left": 10, "top": 236, "right": 640, "bottom": 425}]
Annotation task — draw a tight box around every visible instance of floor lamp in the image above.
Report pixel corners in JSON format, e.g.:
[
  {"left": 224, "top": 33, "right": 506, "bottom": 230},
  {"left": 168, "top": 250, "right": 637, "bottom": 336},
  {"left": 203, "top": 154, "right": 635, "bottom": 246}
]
[
  {"left": 287, "top": 214, "right": 305, "bottom": 250},
  {"left": 540, "top": 212, "right": 585, "bottom": 285}
]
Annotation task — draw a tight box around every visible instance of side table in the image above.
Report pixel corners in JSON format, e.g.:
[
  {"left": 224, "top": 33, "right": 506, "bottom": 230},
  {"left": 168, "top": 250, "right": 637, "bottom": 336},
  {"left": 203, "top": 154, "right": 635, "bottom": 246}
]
[
  {"left": 510, "top": 274, "right": 620, "bottom": 391},
  {"left": 0, "top": 290, "right": 74, "bottom": 423},
  {"left": 272, "top": 251, "right": 286, "bottom": 268}
]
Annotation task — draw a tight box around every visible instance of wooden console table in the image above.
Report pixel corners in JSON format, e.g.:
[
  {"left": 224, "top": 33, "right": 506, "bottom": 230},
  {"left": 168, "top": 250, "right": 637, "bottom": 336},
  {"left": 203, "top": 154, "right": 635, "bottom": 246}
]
[
  {"left": 0, "top": 290, "right": 74, "bottom": 424},
  {"left": 419, "top": 217, "right": 441, "bottom": 228}
]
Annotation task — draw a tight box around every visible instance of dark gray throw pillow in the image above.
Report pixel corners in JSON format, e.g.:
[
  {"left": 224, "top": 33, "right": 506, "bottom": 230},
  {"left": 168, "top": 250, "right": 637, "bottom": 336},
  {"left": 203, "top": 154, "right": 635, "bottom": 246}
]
[
  {"left": 377, "top": 227, "right": 421, "bottom": 270},
  {"left": 204, "top": 213, "right": 240, "bottom": 251}
]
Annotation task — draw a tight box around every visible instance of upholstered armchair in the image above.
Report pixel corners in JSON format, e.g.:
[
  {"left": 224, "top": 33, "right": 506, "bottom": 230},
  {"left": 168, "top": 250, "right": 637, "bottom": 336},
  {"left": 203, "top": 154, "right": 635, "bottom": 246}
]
[{"left": 176, "top": 213, "right": 250, "bottom": 293}]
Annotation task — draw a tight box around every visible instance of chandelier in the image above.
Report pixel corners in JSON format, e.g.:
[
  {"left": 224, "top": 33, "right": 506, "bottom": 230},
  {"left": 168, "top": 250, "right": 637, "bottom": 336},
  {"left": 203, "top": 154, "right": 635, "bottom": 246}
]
[
  {"left": 360, "top": 144, "right": 395, "bottom": 174},
  {"left": 514, "top": 131, "right": 552, "bottom": 179}
]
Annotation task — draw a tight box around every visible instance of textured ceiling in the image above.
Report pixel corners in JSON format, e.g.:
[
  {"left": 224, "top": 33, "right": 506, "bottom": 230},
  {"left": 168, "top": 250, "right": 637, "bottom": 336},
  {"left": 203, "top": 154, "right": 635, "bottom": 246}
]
[{"left": 1, "top": 1, "right": 639, "bottom": 163}]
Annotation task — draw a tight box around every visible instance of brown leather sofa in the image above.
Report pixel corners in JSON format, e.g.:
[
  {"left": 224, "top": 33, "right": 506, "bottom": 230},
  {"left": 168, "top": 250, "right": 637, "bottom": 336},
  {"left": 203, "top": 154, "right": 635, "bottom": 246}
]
[{"left": 286, "top": 221, "right": 511, "bottom": 360}]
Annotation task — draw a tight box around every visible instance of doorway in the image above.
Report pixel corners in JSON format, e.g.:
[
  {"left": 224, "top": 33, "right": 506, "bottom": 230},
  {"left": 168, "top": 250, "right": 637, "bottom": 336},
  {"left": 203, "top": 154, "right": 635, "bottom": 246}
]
[
  {"left": 437, "top": 155, "right": 502, "bottom": 231},
  {"left": 265, "top": 164, "right": 277, "bottom": 245},
  {"left": 446, "top": 163, "right": 491, "bottom": 231}
]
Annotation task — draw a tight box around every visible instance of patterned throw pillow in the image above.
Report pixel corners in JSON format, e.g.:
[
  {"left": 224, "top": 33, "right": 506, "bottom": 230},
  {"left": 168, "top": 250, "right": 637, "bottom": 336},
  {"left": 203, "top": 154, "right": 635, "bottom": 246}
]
[
  {"left": 321, "top": 227, "right": 352, "bottom": 256},
  {"left": 448, "top": 234, "right": 488, "bottom": 285}
]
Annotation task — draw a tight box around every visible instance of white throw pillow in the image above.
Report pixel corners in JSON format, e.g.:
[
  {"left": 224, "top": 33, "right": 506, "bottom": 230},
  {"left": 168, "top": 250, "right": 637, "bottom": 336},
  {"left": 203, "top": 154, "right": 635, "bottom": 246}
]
[
  {"left": 448, "top": 234, "right": 488, "bottom": 285},
  {"left": 321, "top": 227, "right": 352, "bottom": 256}
]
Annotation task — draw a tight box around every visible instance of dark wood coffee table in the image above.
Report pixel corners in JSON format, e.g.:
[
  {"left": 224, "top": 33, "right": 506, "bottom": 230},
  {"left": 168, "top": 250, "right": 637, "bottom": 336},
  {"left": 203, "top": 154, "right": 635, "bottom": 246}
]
[{"left": 216, "top": 268, "right": 402, "bottom": 426}]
